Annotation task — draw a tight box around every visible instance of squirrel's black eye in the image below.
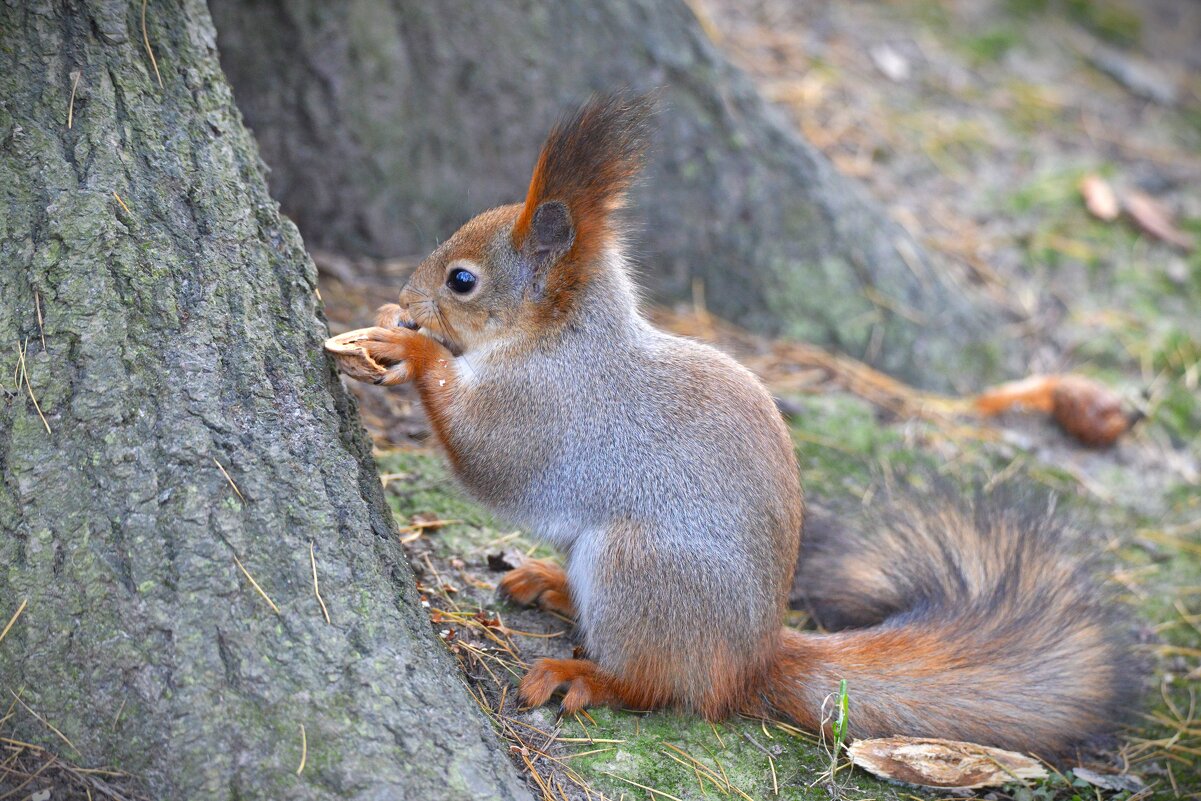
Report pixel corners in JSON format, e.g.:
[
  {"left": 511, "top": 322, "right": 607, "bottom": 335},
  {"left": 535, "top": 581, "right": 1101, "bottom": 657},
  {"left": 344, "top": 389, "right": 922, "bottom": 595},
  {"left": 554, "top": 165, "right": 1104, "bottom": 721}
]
[{"left": 447, "top": 268, "right": 477, "bottom": 294}]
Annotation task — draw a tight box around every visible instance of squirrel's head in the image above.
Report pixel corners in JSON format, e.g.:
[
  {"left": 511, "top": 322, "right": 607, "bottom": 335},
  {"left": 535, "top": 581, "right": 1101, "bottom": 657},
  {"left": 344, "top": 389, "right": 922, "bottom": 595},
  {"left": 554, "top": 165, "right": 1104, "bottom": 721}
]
[{"left": 396, "top": 91, "right": 654, "bottom": 355}]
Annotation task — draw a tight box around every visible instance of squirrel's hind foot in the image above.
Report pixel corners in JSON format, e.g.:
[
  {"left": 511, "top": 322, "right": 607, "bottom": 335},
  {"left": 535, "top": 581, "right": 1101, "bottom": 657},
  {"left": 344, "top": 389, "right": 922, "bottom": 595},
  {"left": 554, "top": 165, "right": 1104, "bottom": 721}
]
[{"left": 520, "top": 658, "right": 617, "bottom": 715}]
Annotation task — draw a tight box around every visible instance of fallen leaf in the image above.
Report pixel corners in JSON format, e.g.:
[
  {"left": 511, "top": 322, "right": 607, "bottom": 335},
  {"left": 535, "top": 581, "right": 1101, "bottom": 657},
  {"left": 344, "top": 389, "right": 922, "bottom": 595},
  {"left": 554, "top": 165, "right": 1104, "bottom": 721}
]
[
  {"left": 973, "top": 374, "right": 1133, "bottom": 447},
  {"left": 1072, "top": 767, "right": 1145, "bottom": 793},
  {"left": 473, "top": 609, "right": 502, "bottom": 627},
  {"left": 1079, "top": 175, "right": 1119, "bottom": 221},
  {"left": 1050, "top": 374, "right": 1132, "bottom": 447},
  {"left": 847, "top": 736, "right": 1047, "bottom": 789},
  {"left": 1124, "top": 190, "right": 1195, "bottom": 251},
  {"left": 398, "top": 513, "right": 462, "bottom": 542}
]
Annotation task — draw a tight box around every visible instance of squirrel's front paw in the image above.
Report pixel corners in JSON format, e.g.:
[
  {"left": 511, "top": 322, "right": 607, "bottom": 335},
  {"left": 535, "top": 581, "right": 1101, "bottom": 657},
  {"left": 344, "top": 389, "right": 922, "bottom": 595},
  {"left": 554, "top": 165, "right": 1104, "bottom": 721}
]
[
  {"left": 374, "top": 303, "right": 419, "bottom": 331},
  {"left": 498, "top": 559, "right": 575, "bottom": 617},
  {"left": 324, "top": 326, "right": 419, "bottom": 386},
  {"left": 357, "top": 327, "right": 422, "bottom": 386}
]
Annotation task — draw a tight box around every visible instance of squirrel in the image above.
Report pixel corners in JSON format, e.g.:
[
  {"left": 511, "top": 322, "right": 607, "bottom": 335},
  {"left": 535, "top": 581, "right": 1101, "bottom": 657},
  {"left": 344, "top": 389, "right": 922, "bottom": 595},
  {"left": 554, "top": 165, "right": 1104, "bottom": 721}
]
[{"left": 327, "top": 92, "right": 1139, "bottom": 762}]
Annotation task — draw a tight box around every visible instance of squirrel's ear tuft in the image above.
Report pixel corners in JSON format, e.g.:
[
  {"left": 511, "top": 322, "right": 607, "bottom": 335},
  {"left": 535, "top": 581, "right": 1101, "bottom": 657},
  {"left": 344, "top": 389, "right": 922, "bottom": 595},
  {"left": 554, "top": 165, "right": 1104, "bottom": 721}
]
[{"left": 513, "top": 91, "right": 655, "bottom": 270}]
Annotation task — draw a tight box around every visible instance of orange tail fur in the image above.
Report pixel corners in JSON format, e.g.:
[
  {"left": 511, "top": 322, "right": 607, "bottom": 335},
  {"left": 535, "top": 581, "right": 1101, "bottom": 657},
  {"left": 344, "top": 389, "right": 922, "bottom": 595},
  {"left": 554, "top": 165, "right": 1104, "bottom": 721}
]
[{"left": 768, "top": 484, "right": 1140, "bottom": 761}]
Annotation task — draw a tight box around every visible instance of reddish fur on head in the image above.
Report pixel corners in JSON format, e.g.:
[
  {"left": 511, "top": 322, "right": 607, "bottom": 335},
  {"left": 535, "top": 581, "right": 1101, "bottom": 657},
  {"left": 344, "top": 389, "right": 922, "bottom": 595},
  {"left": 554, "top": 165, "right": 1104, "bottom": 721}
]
[{"left": 512, "top": 92, "right": 655, "bottom": 314}]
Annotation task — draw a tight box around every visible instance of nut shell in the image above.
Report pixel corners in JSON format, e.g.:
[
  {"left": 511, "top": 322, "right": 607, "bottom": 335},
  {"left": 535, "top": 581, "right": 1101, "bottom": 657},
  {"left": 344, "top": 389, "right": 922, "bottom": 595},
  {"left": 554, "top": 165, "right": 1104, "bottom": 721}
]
[{"left": 324, "top": 328, "right": 389, "bottom": 383}]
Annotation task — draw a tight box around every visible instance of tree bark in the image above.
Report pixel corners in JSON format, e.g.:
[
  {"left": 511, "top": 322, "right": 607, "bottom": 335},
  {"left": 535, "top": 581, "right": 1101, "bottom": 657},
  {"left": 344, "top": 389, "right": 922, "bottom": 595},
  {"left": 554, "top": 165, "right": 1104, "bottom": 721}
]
[
  {"left": 209, "top": 0, "right": 1004, "bottom": 389},
  {"left": 0, "top": 2, "right": 527, "bottom": 799}
]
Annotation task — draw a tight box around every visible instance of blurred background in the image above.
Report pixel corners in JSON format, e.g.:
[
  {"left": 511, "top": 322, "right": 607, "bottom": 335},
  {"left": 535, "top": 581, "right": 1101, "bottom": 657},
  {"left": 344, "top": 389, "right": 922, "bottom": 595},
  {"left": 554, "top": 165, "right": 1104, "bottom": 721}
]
[{"left": 208, "top": 0, "right": 1200, "bottom": 458}]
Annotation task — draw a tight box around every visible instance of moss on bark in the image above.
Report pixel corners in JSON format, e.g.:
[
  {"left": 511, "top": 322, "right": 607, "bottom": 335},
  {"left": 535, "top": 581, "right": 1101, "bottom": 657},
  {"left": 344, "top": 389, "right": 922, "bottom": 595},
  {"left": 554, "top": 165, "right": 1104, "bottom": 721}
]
[{"left": 0, "top": 2, "right": 526, "bottom": 798}]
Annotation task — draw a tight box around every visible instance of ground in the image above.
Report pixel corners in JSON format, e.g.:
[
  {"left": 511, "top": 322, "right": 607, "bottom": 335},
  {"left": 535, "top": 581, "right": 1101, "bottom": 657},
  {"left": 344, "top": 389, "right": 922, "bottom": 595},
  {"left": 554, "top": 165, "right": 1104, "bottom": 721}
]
[{"left": 318, "top": 0, "right": 1201, "bottom": 799}]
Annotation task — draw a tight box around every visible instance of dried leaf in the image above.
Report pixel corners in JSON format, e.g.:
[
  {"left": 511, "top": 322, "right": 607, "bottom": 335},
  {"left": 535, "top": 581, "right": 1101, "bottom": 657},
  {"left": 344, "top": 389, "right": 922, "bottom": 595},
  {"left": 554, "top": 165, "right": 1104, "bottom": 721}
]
[
  {"left": 1072, "top": 767, "right": 1145, "bottom": 793},
  {"left": 847, "top": 736, "right": 1047, "bottom": 789},
  {"left": 1124, "top": 190, "right": 1195, "bottom": 251},
  {"left": 1050, "top": 374, "right": 1131, "bottom": 447},
  {"left": 473, "top": 609, "right": 502, "bottom": 628},
  {"left": 973, "top": 374, "right": 1132, "bottom": 447},
  {"left": 1079, "top": 175, "right": 1119, "bottom": 221}
]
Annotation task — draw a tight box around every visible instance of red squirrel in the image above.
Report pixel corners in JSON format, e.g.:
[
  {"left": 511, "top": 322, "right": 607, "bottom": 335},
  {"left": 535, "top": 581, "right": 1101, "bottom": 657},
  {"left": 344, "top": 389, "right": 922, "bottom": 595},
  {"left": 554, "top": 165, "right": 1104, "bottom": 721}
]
[{"left": 327, "top": 93, "right": 1138, "bottom": 761}]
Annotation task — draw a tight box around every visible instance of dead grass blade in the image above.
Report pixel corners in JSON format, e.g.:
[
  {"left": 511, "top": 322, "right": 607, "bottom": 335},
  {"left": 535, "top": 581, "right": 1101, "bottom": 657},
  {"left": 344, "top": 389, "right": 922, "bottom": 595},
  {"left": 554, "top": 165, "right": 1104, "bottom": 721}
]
[
  {"left": 233, "top": 554, "right": 280, "bottom": 615},
  {"left": 0, "top": 599, "right": 27, "bottom": 647},
  {"left": 8, "top": 691, "right": 79, "bottom": 758},
  {"left": 212, "top": 457, "right": 245, "bottom": 502},
  {"left": 296, "top": 723, "right": 307, "bottom": 775},
  {"left": 309, "top": 542, "right": 331, "bottom": 624},
  {"left": 140, "top": 0, "right": 163, "bottom": 88},
  {"left": 66, "top": 71, "right": 82, "bottom": 129},
  {"left": 16, "top": 340, "right": 51, "bottom": 434}
]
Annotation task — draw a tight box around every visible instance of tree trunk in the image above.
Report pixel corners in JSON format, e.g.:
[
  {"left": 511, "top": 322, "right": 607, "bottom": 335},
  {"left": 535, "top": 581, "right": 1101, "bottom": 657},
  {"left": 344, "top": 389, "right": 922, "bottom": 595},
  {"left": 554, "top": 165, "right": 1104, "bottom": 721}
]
[
  {"left": 209, "top": 0, "right": 1004, "bottom": 389},
  {"left": 0, "top": 2, "right": 527, "bottom": 799}
]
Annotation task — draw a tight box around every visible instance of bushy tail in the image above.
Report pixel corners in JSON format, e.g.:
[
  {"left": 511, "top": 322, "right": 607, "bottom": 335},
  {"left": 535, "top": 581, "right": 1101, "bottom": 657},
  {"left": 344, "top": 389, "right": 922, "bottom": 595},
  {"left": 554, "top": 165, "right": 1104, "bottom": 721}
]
[{"left": 764, "top": 484, "right": 1141, "bottom": 761}]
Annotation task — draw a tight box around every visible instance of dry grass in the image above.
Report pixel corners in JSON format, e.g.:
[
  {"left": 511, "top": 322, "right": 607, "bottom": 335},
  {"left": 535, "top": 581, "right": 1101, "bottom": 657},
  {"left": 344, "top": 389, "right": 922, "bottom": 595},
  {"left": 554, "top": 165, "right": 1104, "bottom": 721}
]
[
  {"left": 232, "top": 554, "right": 281, "bottom": 615},
  {"left": 111, "top": 192, "right": 131, "bottom": 216},
  {"left": 212, "top": 457, "right": 245, "bottom": 503},
  {"left": 310, "top": 542, "right": 331, "bottom": 625},
  {"left": 140, "top": 0, "right": 163, "bottom": 89},
  {"left": 66, "top": 71, "right": 81, "bottom": 130},
  {"left": 408, "top": 545, "right": 618, "bottom": 800},
  {"left": 0, "top": 601, "right": 26, "bottom": 648},
  {"left": 15, "top": 339, "right": 51, "bottom": 435},
  {"left": 0, "top": 693, "right": 149, "bottom": 800}
]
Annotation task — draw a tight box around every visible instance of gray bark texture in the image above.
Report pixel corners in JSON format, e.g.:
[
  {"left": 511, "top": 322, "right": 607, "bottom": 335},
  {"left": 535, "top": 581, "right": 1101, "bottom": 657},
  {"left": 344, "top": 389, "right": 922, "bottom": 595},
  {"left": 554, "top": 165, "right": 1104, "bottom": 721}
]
[
  {"left": 0, "top": 2, "right": 528, "bottom": 799},
  {"left": 208, "top": 0, "right": 1005, "bottom": 388}
]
